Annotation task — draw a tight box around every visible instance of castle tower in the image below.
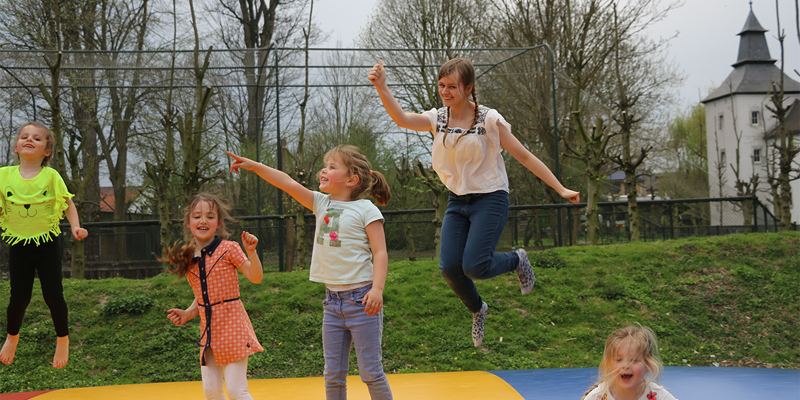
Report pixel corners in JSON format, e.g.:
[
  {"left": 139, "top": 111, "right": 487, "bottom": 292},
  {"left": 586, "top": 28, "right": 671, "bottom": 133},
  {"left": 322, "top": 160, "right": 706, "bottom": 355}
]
[{"left": 701, "top": 4, "right": 800, "bottom": 224}]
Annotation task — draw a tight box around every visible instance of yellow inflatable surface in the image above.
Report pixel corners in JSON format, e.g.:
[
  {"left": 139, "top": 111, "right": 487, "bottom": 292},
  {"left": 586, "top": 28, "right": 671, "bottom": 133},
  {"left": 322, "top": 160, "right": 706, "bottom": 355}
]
[{"left": 24, "top": 371, "right": 524, "bottom": 400}]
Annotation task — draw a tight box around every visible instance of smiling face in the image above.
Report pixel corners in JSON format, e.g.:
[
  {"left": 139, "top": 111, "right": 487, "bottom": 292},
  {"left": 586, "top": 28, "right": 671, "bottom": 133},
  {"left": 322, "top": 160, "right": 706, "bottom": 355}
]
[
  {"left": 14, "top": 125, "right": 52, "bottom": 164},
  {"left": 188, "top": 200, "right": 219, "bottom": 247},
  {"left": 437, "top": 72, "right": 473, "bottom": 108},
  {"left": 610, "top": 340, "right": 648, "bottom": 398},
  {"left": 318, "top": 153, "right": 355, "bottom": 199}
]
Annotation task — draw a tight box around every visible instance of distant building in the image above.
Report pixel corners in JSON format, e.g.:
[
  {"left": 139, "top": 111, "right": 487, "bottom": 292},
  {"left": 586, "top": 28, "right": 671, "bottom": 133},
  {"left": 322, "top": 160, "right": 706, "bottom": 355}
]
[
  {"left": 701, "top": 6, "right": 800, "bottom": 223},
  {"left": 99, "top": 186, "right": 148, "bottom": 220},
  {"left": 606, "top": 170, "right": 659, "bottom": 200}
]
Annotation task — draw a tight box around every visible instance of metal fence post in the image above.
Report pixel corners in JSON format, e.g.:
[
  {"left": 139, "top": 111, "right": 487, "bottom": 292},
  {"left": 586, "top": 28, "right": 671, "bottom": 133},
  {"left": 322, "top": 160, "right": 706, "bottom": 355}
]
[{"left": 275, "top": 51, "right": 284, "bottom": 272}]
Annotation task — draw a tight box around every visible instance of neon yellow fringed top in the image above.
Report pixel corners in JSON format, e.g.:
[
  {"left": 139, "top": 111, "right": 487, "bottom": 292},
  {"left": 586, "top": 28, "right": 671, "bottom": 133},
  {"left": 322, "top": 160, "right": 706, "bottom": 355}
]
[{"left": 0, "top": 165, "right": 73, "bottom": 246}]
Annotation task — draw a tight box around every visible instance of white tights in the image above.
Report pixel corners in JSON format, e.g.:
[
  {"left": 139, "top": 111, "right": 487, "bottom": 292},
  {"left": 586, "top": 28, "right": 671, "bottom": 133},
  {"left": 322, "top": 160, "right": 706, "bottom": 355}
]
[{"left": 200, "top": 349, "right": 253, "bottom": 400}]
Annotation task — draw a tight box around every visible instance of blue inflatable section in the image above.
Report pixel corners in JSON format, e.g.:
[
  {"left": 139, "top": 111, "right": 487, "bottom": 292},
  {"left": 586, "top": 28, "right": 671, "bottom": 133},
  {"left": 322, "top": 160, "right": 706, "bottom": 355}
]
[{"left": 489, "top": 367, "right": 800, "bottom": 400}]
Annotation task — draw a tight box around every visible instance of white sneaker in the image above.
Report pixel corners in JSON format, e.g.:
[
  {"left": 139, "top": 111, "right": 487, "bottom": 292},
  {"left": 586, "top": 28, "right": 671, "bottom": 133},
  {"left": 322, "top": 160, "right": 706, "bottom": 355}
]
[
  {"left": 472, "top": 301, "right": 488, "bottom": 347},
  {"left": 515, "top": 248, "right": 535, "bottom": 295}
]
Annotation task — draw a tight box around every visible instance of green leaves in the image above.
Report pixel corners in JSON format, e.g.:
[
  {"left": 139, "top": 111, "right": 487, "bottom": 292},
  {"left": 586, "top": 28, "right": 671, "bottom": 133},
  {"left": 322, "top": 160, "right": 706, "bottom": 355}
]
[{"left": 100, "top": 293, "right": 154, "bottom": 316}]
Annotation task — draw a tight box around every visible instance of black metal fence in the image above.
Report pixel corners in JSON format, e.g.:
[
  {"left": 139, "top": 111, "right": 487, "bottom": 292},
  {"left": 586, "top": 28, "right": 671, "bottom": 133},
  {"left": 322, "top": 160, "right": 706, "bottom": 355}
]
[{"left": 0, "top": 196, "right": 786, "bottom": 279}]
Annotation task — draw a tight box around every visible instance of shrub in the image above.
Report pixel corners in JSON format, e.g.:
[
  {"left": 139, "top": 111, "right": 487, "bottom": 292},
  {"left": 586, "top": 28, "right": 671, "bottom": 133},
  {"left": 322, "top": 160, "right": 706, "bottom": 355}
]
[
  {"left": 100, "top": 293, "right": 154, "bottom": 316},
  {"left": 529, "top": 249, "right": 567, "bottom": 269}
]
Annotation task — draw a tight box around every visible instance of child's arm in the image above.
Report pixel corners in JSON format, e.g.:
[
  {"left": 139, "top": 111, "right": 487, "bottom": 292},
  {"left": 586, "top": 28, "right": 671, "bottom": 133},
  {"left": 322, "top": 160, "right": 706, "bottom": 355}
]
[
  {"left": 228, "top": 152, "right": 314, "bottom": 210},
  {"left": 498, "top": 124, "right": 580, "bottom": 204},
  {"left": 368, "top": 60, "right": 433, "bottom": 132},
  {"left": 167, "top": 299, "right": 198, "bottom": 326},
  {"left": 237, "top": 231, "right": 263, "bottom": 284},
  {"left": 362, "top": 220, "right": 388, "bottom": 316},
  {"left": 65, "top": 198, "right": 89, "bottom": 240}
]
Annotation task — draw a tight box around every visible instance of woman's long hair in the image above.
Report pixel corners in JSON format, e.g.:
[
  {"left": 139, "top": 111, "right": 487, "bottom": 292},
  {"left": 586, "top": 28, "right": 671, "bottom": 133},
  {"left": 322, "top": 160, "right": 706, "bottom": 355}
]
[
  {"left": 439, "top": 58, "right": 480, "bottom": 148},
  {"left": 596, "top": 325, "right": 663, "bottom": 392},
  {"left": 322, "top": 145, "right": 391, "bottom": 206},
  {"left": 160, "top": 193, "right": 237, "bottom": 278}
]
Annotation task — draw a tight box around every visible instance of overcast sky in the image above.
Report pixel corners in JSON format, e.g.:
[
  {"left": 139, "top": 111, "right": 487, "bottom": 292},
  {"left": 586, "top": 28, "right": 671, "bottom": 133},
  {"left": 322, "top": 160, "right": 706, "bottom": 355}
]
[{"left": 313, "top": 0, "right": 800, "bottom": 113}]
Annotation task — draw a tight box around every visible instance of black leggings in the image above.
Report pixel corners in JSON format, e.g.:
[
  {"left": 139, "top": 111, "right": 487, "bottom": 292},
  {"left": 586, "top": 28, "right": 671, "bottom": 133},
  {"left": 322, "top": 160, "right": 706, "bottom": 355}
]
[{"left": 5, "top": 237, "right": 69, "bottom": 337}]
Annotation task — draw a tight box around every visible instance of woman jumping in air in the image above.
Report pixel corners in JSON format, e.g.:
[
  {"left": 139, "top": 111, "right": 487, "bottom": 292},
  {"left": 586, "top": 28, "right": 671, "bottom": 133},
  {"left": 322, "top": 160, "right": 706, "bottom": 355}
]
[{"left": 369, "top": 58, "right": 579, "bottom": 346}]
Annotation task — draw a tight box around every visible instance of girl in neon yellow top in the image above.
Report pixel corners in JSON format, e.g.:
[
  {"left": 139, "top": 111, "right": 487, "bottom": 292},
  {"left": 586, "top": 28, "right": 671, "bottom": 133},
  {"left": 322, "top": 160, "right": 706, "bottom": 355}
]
[{"left": 0, "top": 122, "right": 88, "bottom": 369}]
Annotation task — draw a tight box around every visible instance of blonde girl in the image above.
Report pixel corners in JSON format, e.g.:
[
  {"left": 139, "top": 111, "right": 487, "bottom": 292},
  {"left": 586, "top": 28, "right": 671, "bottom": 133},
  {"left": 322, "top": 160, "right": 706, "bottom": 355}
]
[
  {"left": 369, "top": 58, "right": 580, "bottom": 346},
  {"left": 583, "top": 325, "right": 678, "bottom": 400},
  {"left": 228, "top": 145, "right": 393, "bottom": 400},
  {"left": 0, "top": 121, "right": 88, "bottom": 369},
  {"left": 164, "top": 193, "right": 264, "bottom": 400}
]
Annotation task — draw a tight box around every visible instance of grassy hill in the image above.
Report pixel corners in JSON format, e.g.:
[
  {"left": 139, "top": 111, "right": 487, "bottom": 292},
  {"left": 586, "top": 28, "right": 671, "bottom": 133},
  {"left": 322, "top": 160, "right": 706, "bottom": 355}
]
[{"left": 0, "top": 232, "right": 797, "bottom": 393}]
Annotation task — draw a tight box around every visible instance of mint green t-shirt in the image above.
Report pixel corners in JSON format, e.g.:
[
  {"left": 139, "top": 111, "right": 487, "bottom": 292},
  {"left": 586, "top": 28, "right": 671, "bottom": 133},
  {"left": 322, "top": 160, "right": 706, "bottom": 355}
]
[
  {"left": 0, "top": 166, "right": 74, "bottom": 245},
  {"left": 310, "top": 192, "right": 384, "bottom": 285}
]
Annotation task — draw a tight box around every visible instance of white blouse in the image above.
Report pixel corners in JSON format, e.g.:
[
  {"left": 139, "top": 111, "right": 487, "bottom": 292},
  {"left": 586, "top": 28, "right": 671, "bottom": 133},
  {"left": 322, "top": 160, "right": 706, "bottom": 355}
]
[{"left": 422, "top": 105, "right": 510, "bottom": 196}]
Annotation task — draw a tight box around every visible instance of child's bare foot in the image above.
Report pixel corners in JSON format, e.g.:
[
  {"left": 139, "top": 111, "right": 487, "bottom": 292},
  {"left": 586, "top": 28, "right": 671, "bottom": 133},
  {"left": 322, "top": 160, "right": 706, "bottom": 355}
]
[
  {"left": 53, "top": 336, "right": 69, "bottom": 369},
  {"left": 0, "top": 334, "right": 20, "bottom": 365}
]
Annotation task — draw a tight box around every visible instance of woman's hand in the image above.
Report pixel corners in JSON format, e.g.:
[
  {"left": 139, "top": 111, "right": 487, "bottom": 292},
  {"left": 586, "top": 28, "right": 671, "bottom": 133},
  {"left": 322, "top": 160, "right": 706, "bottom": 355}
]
[
  {"left": 241, "top": 231, "right": 258, "bottom": 254},
  {"left": 368, "top": 60, "right": 386, "bottom": 87},
  {"left": 228, "top": 152, "right": 259, "bottom": 174},
  {"left": 167, "top": 308, "right": 192, "bottom": 326},
  {"left": 561, "top": 189, "right": 580, "bottom": 204},
  {"left": 362, "top": 288, "right": 384, "bottom": 316},
  {"left": 72, "top": 227, "right": 88, "bottom": 241}
]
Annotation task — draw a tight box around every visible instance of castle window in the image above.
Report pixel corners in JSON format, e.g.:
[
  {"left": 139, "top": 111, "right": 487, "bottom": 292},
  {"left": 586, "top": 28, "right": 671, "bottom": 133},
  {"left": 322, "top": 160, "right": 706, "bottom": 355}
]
[
  {"left": 753, "top": 148, "right": 761, "bottom": 163},
  {"left": 718, "top": 114, "right": 724, "bottom": 129},
  {"left": 720, "top": 150, "right": 726, "bottom": 167},
  {"left": 751, "top": 111, "right": 759, "bottom": 125}
]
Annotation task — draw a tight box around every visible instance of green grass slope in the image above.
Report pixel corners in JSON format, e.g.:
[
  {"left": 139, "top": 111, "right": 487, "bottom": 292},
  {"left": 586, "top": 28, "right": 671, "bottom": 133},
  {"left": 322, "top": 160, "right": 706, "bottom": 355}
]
[{"left": 0, "top": 232, "right": 797, "bottom": 393}]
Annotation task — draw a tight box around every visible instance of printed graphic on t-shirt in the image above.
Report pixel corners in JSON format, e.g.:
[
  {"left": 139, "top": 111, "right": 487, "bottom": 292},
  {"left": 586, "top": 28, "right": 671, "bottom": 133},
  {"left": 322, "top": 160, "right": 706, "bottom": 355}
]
[
  {"left": 3, "top": 185, "right": 52, "bottom": 219},
  {"left": 318, "top": 208, "right": 343, "bottom": 247}
]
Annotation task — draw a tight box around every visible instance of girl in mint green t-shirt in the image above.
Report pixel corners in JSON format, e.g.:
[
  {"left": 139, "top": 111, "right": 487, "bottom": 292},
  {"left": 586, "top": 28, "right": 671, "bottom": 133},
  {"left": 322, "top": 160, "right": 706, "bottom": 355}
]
[{"left": 229, "top": 145, "right": 394, "bottom": 399}]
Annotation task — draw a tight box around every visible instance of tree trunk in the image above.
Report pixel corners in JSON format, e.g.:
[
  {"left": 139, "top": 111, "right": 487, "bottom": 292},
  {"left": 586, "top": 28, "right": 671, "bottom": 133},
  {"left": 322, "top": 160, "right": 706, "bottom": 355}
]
[
  {"left": 625, "top": 171, "right": 640, "bottom": 241},
  {"left": 403, "top": 217, "right": 416, "bottom": 261},
  {"left": 432, "top": 190, "right": 448, "bottom": 257},
  {"left": 585, "top": 175, "right": 601, "bottom": 245},
  {"left": 293, "top": 205, "right": 306, "bottom": 271}
]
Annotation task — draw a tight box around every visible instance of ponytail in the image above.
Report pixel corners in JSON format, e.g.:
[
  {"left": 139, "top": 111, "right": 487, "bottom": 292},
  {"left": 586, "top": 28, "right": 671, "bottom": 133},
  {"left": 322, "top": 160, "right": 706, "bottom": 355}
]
[{"left": 368, "top": 170, "right": 391, "bottom": 206}]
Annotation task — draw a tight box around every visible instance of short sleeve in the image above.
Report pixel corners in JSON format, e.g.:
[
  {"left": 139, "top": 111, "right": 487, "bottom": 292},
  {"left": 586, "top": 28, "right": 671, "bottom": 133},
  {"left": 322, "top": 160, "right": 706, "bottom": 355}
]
[
  {"left": 312, "top": 191, "right": 330, "bottom": 215},
  {"left": 48, "top": 168, "right": 73, "bottom": 226},
  {"left": 485, "top": 109, "right": 512, "bottom": 137},
  {"left": 226, "top": 241, "right": 249, "bottom": 268},
  {"left": 362, "top": 201, "right": 384, "bottom": 227},
  {"left": 422, "top": 108, "right": 439, "bottom": 136}
]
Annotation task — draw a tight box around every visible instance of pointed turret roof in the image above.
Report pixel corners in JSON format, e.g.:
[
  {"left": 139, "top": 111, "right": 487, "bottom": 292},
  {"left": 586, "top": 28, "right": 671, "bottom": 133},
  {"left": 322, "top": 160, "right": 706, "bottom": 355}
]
[
  {"left": 702, "top": 8, "right": 800, "bottom": 103},
  {"left": 733, "top": 9, "right": 775, "bottom": 67}
]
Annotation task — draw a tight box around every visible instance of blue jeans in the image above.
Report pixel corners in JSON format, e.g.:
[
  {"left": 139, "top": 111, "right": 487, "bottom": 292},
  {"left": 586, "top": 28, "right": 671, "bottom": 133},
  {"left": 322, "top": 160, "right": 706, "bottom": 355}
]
[
  {"left": 439, "top": 190, "right": 520, "bottom": 313},
  {"left": 322, "top": 284, "right": 393, "bottom": 400}
]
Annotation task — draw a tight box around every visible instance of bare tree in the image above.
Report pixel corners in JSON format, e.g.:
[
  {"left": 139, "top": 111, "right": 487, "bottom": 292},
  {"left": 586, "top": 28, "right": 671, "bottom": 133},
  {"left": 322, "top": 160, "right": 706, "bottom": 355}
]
[
  {"left": 725, "top": 88, "right": 759, "bottom": 228},
  {"left": 281, "top": 0, "right": 316, "bottom": 272}
]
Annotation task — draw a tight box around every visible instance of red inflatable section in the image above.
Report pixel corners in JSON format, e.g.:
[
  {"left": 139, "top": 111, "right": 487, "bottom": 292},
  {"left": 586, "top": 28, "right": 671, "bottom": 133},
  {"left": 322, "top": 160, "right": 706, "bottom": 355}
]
[{"left": 0, "top": 391, "right": 54, "bottom": 400}]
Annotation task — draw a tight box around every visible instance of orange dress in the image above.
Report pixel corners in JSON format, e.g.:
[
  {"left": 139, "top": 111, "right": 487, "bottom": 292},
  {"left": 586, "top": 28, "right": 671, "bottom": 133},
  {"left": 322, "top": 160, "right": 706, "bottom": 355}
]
[{"left": 186, "top": 237, "right": 263, "bottom": 366}]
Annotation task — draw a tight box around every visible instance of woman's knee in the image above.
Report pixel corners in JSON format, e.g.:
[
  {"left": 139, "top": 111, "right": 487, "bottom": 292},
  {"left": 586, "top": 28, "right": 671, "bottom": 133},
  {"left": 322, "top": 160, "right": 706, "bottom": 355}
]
[
  {"left": 438, "top": 260, "right": 462, "bottom": 280},
  {"left": 462, "top": 259, "right": 492, "bottom": 281},
  {"left": 7, "top": 294, "right": 32, "bottom": 310}
]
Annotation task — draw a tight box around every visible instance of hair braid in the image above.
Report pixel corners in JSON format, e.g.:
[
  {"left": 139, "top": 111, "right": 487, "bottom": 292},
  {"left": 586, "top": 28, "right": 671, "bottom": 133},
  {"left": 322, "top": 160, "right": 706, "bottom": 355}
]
[
  {"left": 442, "top": 106, "right": 451, "bottom": 148},
  {"left": 470, "top": 90, "right": 479, "bottom": 131}
]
